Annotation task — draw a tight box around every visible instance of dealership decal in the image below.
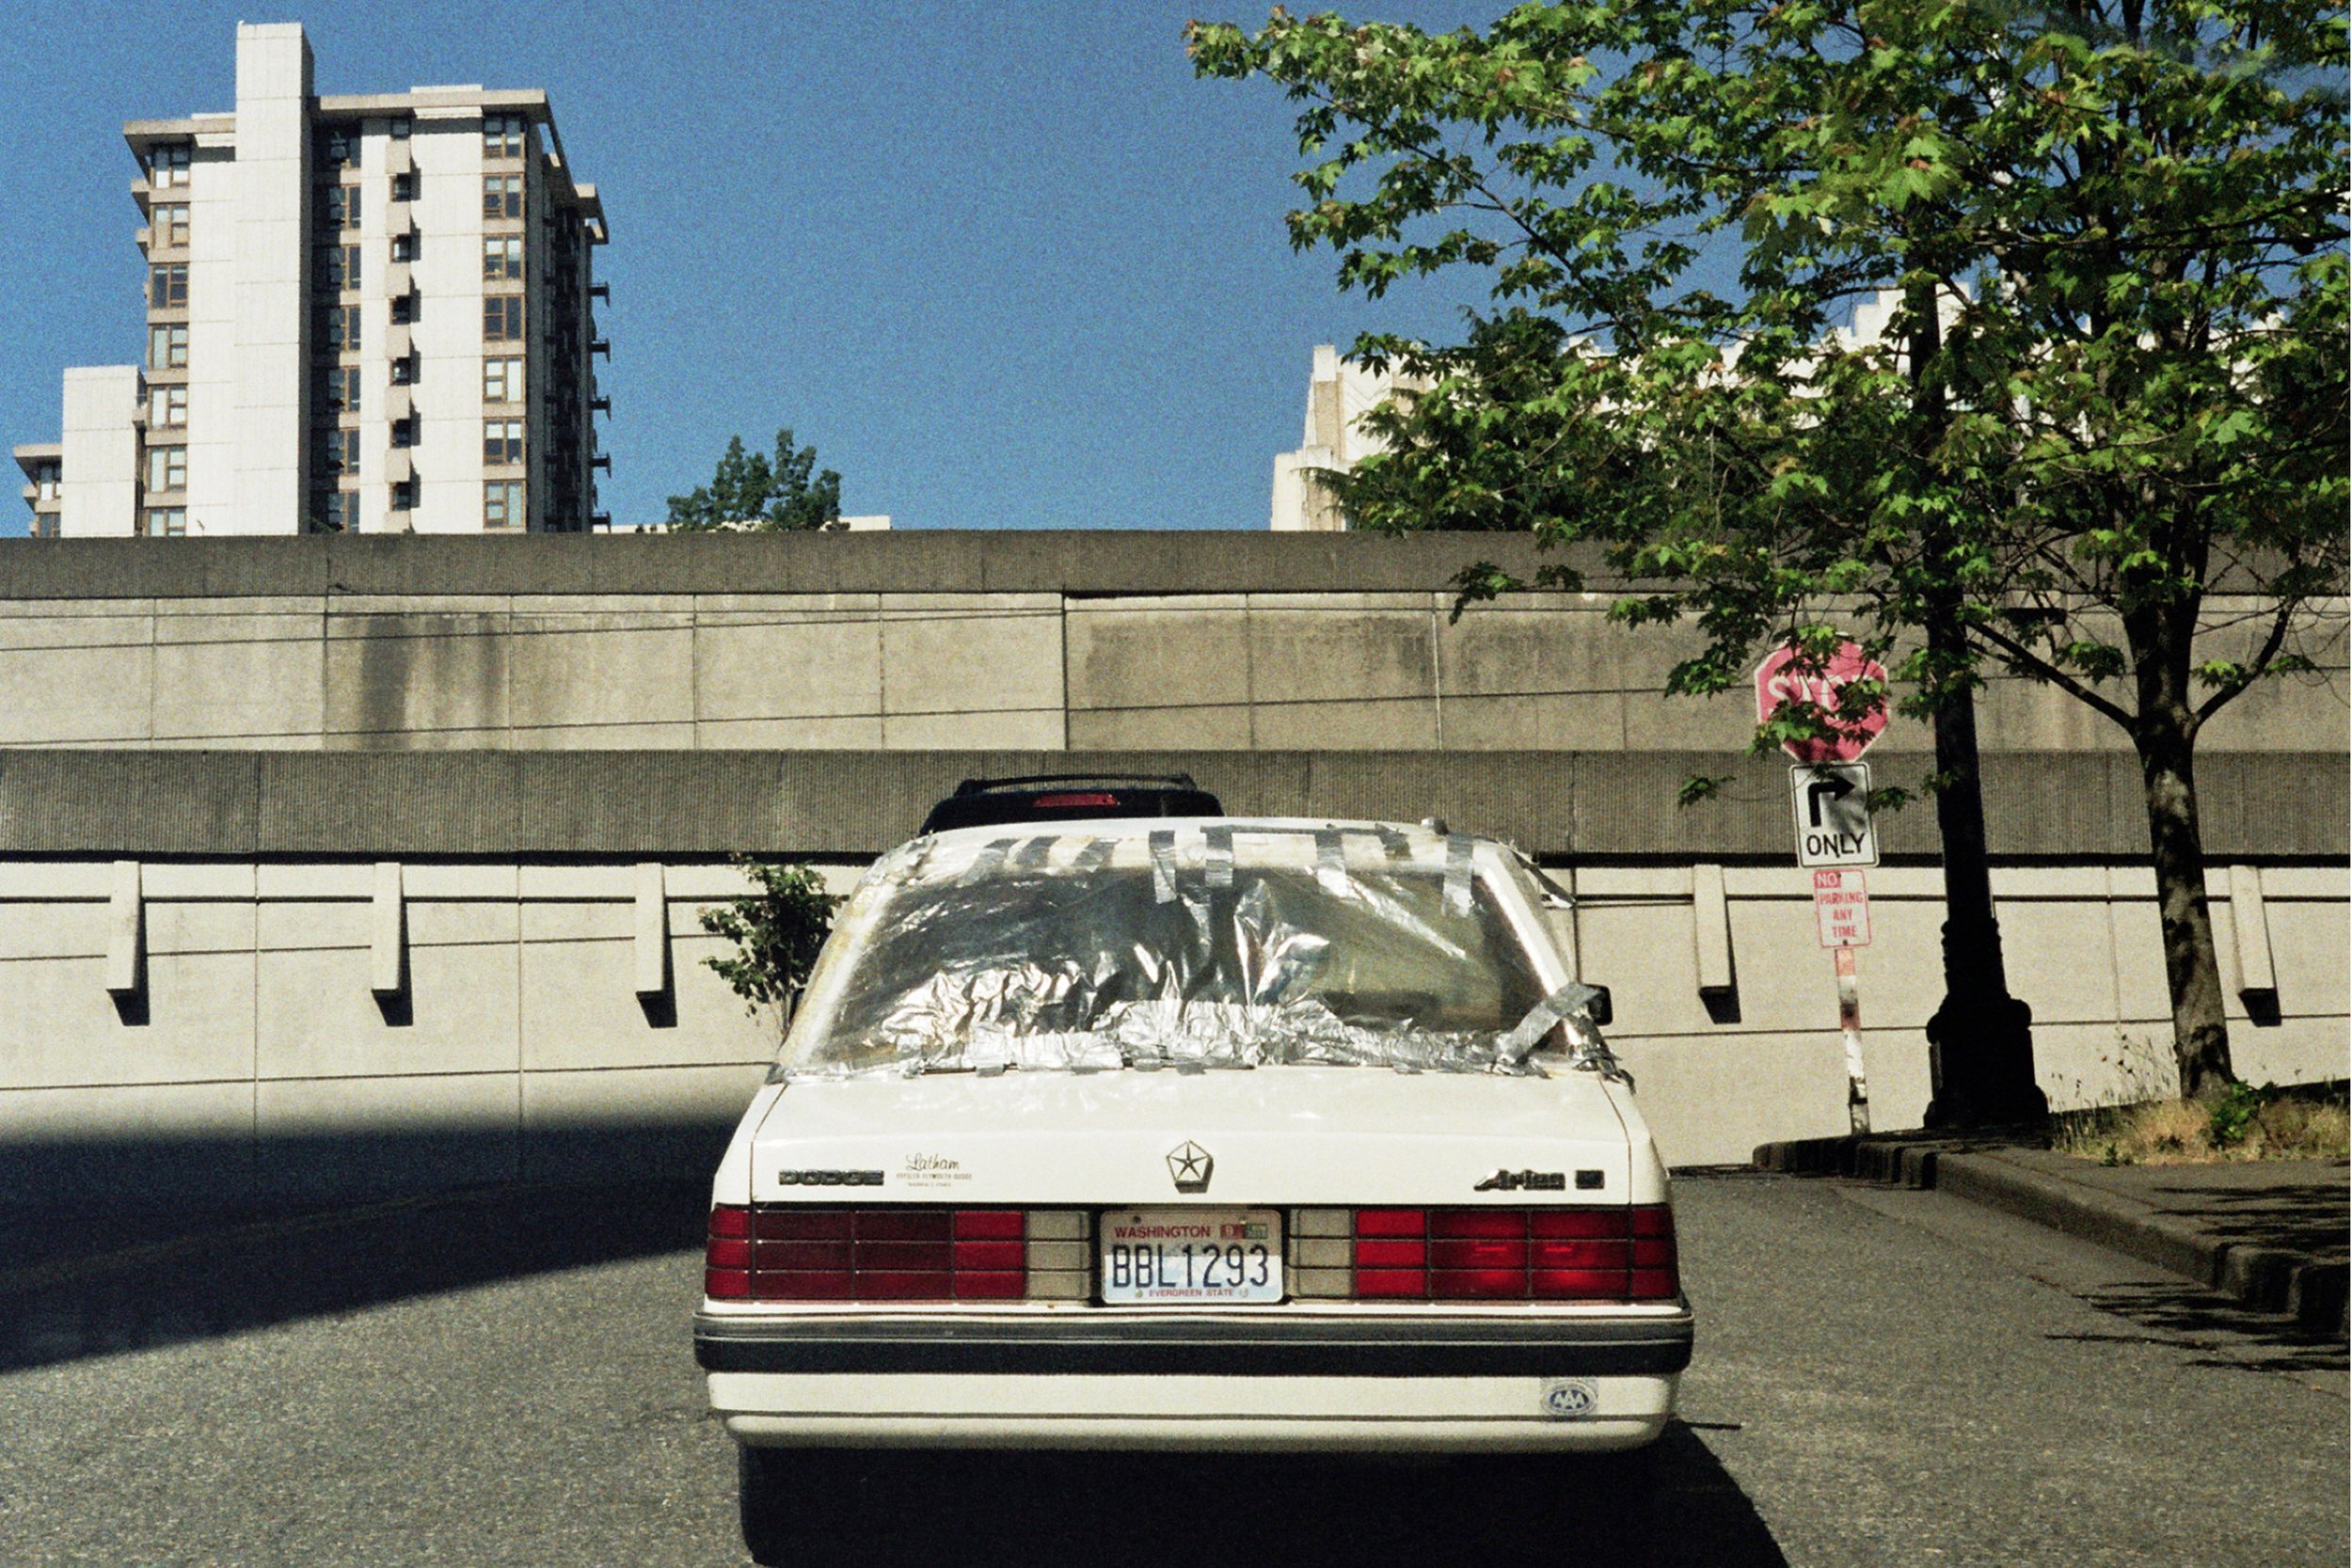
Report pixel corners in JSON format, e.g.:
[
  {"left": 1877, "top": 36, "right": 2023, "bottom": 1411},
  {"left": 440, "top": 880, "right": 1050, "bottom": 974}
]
[
  {"left": 898, "top": 1152, "right": 972, "bottom": 1188},
  {"left": 776, "top": 1169, "right": 884, "bottom": 1187}
]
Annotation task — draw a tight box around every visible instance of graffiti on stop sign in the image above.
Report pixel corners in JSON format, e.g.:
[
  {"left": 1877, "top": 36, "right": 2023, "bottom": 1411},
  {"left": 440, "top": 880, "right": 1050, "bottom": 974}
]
[{"left": 1754, "top": 641, "right": 1890, "bottom": 764}]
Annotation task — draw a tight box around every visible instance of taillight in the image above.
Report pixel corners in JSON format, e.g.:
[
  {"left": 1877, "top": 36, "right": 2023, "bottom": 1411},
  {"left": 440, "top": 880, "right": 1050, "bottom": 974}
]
[
  {"left": 1031, "top": 791, "right": 1120, "bottom": 809},
  {"left": 705, "top": 1207, "right": 1089, "bottom": 1303},
  {"left": 1344, "top": 1206, "right": 1677, "bottom": 1303}
]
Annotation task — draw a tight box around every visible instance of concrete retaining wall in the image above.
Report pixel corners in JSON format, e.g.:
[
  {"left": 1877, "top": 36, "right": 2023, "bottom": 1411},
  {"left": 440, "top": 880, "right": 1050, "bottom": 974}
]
[
  {"left": 2, "top": 744, "right": 2342, "bottom": 1206},
  {"left": 1, "top": 534, "right": 2340, "bottom": 754},
  {"left": 0, "top": 853, "right": 2340, "bottom": 1211}
]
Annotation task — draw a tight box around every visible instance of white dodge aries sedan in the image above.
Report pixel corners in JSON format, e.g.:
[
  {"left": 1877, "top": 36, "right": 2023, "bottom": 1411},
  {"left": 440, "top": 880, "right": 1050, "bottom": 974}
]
[{"left": 695, "top": 817, "right": 1691, "bottom": 1544}]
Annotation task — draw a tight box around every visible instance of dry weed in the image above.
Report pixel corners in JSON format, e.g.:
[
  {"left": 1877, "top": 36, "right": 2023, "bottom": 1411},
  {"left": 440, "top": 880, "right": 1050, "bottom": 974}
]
[{"left": 2055, "top": 1091, "right": 2351, "bottom": 1165}]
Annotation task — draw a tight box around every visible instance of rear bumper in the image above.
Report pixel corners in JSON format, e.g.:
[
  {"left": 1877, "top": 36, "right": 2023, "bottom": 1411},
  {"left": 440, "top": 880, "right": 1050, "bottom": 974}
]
[
  {"left": 693, "top": 1307, "right": 1692, "bottom": 1379},
  {"left": 696, "top": 1307, "right": 1691, "bottom": 1452}
]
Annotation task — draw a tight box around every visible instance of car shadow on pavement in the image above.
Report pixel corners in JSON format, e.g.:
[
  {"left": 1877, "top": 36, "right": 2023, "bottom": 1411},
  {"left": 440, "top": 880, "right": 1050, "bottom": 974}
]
[
  {"left": 0, "top": 1179, "right": 710, "bottom": 1375},
  {"left": 750, "top": 1427, "right": 1788, "bottom": 1568}
]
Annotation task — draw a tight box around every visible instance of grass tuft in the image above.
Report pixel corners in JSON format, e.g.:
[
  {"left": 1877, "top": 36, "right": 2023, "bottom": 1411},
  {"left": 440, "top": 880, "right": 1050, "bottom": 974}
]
[{"left": 2054, "top": 1087, "right": 2350, "bottom": 1166}]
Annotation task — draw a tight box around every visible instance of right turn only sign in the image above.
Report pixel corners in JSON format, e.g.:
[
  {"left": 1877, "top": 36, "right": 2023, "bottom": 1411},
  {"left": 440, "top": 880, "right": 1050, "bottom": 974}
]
[{"left": 1790, "top": 761, "right": 1877, "bottom": 868}]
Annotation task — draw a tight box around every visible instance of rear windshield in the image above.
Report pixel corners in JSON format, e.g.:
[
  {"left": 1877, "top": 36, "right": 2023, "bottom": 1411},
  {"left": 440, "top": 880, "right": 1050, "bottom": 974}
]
[{"left": 778, "top": 829, "right": 1572, "bottom": 1078}]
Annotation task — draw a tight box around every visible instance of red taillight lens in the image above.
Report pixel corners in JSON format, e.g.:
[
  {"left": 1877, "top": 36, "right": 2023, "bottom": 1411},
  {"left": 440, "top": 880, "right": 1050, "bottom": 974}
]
[
  {"left": 1355, "top": 1209, "right": 1426, "bottom": 1237},
  {"left": 709, "top": 1207, "right": 1032, "bottom": 1303},
  {"left": 705, "top": 1205, "right": 754, "bottom": 1298},
  {"left": 1031, "top": 791, "right": 1120, "bottom": 808},
  {"left": 1348, "top": 1205, "right": 1677, "bottom": 1304}
]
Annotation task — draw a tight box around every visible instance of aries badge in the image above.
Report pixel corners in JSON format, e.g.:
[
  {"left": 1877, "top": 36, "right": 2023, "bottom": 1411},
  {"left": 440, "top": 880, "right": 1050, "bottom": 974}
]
[{"left": 1166, "top": 1141, "right": 1214, "bottom": 1194}]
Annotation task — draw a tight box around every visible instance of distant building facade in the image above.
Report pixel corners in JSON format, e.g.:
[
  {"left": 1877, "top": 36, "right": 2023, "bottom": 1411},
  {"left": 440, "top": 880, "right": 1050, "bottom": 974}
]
[
  {"left": 1269, "top": 344, "right": 1423, "bottom": 531},
  {"left": 11, "top": 22, "right": 609, "bottom": 538}
]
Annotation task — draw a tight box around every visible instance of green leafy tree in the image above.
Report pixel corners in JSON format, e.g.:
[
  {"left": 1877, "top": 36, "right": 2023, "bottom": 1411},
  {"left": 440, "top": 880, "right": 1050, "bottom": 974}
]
[
  {"left": 665, "top": 429, "right": 844, "bottom": 531},
  {"left": 700, "top": 857, "right": 841, "bottom": 1035},
  {"left": 1192, "top": 1, "right": 2347, "bottom": 1102}
]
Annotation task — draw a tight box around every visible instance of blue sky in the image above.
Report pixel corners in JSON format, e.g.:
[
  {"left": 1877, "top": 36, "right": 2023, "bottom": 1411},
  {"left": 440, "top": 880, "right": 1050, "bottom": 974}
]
[{"left": 0, "top": 1, "right": 1508, "bottom": 534}]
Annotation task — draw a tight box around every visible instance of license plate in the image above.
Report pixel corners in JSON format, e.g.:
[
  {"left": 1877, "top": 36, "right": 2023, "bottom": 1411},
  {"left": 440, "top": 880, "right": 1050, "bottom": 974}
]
[{"left": 1099, "top": 1209, "right": 1283, "bottom": 1305}]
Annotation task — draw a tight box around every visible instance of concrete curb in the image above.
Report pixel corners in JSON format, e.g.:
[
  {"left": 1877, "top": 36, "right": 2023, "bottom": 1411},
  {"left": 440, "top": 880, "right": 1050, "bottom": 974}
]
[{"left": 1754, "top": 1133, "right": 2350, "bottom": 1335}]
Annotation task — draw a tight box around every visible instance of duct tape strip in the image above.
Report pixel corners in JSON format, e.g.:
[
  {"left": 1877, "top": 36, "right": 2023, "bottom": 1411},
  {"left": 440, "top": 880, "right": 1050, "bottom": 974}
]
[
  {"left": 1495, "top": 982, "right": 1604, "bottom": 1067},
  {"left": 1148, "top": 830, "right": 1179, "bottom": 904},
  {"left": 1010, "top": 835, "right": 1056, "bottom": 872},
  {"left": 1314, "top": 828, "right": 1350, "bottom": 896},
  {"left": 1375, "top": 826, "right": 1412, "bottom": 861},
  {"left": 1444, "top": 834, "right": 1475, "bottom": 913},
  {"left": 1073, "top": 837, "right": 1116, "bottom": 874},
  {"left": 1203, "top": 825, "right": 1234, "bottom": 889},
  {"left": 960, "top": 838, "right": 1017, "bottom": 886}
]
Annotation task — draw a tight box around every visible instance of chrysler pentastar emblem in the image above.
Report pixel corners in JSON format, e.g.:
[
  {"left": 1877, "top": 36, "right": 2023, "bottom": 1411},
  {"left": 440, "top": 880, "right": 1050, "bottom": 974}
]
[{"left": 1166, "top": 1141, "right": 1213, "bottom": 1193}]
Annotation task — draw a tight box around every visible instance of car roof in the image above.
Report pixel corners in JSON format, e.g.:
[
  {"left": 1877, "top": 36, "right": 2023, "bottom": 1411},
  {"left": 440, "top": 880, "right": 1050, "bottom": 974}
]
[{"left": 915, "top": 816, "right": 1495, "bottom": 850}]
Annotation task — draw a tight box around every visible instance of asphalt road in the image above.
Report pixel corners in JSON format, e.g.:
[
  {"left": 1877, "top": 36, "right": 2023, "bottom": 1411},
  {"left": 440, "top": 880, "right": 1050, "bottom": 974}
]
[{"left": 0, "top": 1174, "right": 2342, "bottom": 1568}]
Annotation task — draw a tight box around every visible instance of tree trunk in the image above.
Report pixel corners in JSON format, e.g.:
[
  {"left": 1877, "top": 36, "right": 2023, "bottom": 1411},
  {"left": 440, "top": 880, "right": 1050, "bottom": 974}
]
[
  {"left": 2133, "top": 706, "right": 2235, "bottom": 1100},
  {"left": 1906, "top": 281, "right": 2042, "bottom": 1128},
  {"left": 1921, "top": 589, "right": 2045, "bottom": 1128}
]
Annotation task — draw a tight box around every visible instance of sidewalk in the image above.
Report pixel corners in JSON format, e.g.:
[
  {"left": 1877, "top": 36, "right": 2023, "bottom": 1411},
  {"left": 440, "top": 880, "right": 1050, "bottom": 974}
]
[{"left": 1755, "top": 1131, "right": 2349, "bottom": 1333}]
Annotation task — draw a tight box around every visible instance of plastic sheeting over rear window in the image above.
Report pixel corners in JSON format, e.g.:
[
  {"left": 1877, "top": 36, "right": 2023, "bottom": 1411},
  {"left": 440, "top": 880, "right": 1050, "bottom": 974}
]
[{"left": 774, "top": 826, "right": 1604, "bottom": 1080}]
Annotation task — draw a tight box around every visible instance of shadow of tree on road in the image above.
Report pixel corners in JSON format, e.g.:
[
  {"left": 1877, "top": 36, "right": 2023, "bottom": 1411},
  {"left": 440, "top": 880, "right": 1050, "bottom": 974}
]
[
  {"left": 2055, "top": 1278, "right": 2347, "bottom": 1376},
  {"left": 2142, "top": 1176, "right": 2348, "bottom": 1262}
]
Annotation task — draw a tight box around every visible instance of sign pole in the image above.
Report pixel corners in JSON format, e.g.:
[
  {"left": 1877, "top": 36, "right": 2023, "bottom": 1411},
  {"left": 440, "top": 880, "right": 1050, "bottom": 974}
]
[{"left": 1836, "top": 946, "right": 1868, "bottom": 1134}]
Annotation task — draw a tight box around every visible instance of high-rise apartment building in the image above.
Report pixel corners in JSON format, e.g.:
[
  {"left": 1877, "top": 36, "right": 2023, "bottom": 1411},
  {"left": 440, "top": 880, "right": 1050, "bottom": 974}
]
[{"left": 12, "top": 23, "right": 608, "bottom": 537}]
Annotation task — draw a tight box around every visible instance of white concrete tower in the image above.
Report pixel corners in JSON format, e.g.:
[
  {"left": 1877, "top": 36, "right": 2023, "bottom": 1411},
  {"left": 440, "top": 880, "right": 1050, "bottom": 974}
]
[{"left": 17, "top": 21, "right": 609, "bottom": 537}]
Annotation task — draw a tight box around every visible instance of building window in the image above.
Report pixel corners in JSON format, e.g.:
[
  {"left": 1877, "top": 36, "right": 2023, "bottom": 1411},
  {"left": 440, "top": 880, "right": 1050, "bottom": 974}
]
[
  {"left": 315, "top": 489, "right": 357, "bottom": 532},
  {"left": 483, "top": 236, "right": 524, "bottom": 281},
  {"left": 485, "top": 479, "right": 526, "bottom": 530},
  {"left": 325, "top": 305, "right": 361, "bottom": 352},
  {"left": 152, "top": 204, "right": 190, "bottom": 247},
  {"left": 148, "top": 323, "right": 189, "bottom": 370},
  {"left": 483, "top": 175, "right": 523, "bottom": 220},
  {"left": 149, "top": 262, "right": 189, "bottom": 309},
  {"left": 33, "top": 462, "right": 62, "bottom": 499},
  {"left": 148, "top": 385, "right": 188, "bottom": 427},
  {"left": 146, "top": 445, "right": 187, "bottom": 492},
  {"left": 390, "top": 117, "right": 412, "bottom": 140},
  {"left": 484, "top": 295, "right": 524, "bottom": 341},
  {"left": 390, "top": 356, "right": 419, "bottom": 387},
  {"left": 323, "top": 428, "right": 360, "bottom": 474},
  {"left": 391, "top": 171, "right": 418, "bottom": 202},
  {"left": 391, "top": 417, "right": 418, "bottom": 449},
  {"left": 485, "top": 419, "right": 524, "bottom": 465},
  {"left": 392, "top": 478, "right": 419, "bottom": 512},
  {"left": 484, "top": 356, "right": 524, "bottom": 404},
  {"left": 144, "top": 507, "right": 188, "bottom": 537},
  {"left": 322, "top": 245, "right": 360, "bottom": 291},
  {"left": 151, "top": 143, "right": 192, "bottom": 187},
  {"left": 390, "top": 231, "right": 420, "bottom": 263},
  {"left": 322, "top": 129, "right": 358, "bottom": 166},
  {"left": 390, "top": 293, "right": 418, "bottom": 325},
  {"left": 323, "top": 365, "right": 361, "bottom": 413},
  {"left": 325, "top": 184, "right": 362, "bottom": 230},
  {"left": 32, "top": 513, "right": 61, "bottom": 539},
  {"left": 484, "top": 114, "right": 528, "bottom": 159}
]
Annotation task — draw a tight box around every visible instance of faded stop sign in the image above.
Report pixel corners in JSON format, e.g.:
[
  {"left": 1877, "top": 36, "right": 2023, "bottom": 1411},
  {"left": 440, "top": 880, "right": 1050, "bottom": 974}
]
[{"left": 1754, "top": 642, "right": 1890, "bottom": 763}]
